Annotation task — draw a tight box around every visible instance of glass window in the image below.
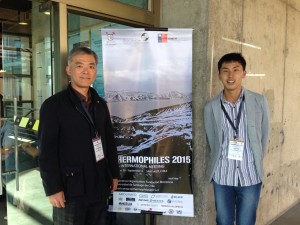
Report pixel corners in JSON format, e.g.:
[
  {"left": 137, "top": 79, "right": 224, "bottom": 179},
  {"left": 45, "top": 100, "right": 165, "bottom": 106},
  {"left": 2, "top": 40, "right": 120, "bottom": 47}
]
[
  {"left": 114, "top": 0, "right": 149, "bottom": 10},
  {"left": 1, "top": 1, "right": 54, "bottom": 224},
  {"left": 67, "top": 12, "right": 131, "bottom": 97},
  {"left": 2, "top": 35, "right": 32, "bottom": 104}
]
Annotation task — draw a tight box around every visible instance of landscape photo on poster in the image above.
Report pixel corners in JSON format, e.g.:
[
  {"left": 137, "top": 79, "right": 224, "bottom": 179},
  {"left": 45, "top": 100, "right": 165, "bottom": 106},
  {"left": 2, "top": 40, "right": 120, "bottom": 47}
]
[{"left": 107, "top": 91, "right": 192, "bottom": 194}]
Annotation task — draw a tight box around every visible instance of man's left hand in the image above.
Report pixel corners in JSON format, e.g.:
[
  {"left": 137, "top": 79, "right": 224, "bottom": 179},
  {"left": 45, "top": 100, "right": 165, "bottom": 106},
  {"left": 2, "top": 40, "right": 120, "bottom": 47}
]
[{"left": 111, "top": 179, "right": 118, "bottom": 192}]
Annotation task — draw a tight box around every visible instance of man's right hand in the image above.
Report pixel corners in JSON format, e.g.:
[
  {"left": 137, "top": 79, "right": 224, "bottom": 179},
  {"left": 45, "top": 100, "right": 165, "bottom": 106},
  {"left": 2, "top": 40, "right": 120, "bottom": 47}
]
[{"left": 49, "top": 191, "right": 66, "bottom": 208}]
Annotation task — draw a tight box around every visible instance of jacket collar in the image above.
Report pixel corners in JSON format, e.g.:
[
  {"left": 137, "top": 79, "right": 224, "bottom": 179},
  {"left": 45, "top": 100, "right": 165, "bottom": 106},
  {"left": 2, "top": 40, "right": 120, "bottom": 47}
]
[{"left": 211, "top": 88, "right": 251, "bottom": 142}]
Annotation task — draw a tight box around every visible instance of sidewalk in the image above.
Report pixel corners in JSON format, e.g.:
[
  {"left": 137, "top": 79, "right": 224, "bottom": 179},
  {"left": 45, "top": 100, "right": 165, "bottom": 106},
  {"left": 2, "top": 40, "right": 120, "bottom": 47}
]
[
  {"left": 0, "top": 191, "right": 299, "bottom": 225},
  {"left": 269, "top": 202, "right": 300, "bottom": 225}
]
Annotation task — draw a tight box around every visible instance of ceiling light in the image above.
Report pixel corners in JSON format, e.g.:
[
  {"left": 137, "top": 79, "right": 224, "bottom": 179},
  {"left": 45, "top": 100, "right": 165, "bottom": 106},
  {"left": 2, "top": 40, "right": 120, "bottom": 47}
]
[
  {"left": 18, "top": 11, "right": 29, "bottom": 26},
  {"left": 19, "top": 21, "right": 28, "bottom": 25}
]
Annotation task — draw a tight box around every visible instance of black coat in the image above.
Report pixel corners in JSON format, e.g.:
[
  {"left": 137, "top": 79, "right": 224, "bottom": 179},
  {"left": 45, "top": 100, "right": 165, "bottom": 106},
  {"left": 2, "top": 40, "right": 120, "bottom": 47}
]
[{"left": 38, "top": 84, "right": 120, "bottom": 204}]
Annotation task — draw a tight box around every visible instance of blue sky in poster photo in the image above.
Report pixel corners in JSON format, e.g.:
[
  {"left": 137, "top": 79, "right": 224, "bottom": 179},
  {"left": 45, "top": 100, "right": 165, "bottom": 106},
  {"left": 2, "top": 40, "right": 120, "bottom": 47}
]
[{"left": 102, "top": 29, "right": 192, "bottom": 95}]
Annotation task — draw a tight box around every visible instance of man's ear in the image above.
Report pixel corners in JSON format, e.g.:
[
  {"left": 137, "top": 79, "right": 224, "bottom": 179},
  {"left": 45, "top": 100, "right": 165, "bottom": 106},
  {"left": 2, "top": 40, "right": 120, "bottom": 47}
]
[
  {"left": 218, "top": 73, "right": 221, "bottom": 80},
  {"left": 66, "top": 66, "right": 71, "bottom": 76}
]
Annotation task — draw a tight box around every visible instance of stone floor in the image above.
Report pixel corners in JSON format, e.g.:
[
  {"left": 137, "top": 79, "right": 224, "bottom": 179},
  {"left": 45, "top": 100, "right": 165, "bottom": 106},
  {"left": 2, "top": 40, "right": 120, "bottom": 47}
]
[{"left": 269, "top": 202, "right": 300, "bottom": 225}]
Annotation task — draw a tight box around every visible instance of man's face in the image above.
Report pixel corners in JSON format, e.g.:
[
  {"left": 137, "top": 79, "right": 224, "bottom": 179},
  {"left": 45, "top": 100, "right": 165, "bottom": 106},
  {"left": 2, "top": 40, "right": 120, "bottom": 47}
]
[
  {"left": 66, "top": 54, "right": 97, "bottom": 90},
  {"left": 218, "top": 61, "right": 246, "bottom": 92}
]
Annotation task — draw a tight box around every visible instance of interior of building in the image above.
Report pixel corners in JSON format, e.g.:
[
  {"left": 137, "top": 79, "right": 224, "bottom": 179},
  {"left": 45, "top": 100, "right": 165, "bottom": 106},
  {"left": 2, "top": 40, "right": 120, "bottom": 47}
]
[{"left": 0, "top": 1, "right": 151, "bottom": 224}]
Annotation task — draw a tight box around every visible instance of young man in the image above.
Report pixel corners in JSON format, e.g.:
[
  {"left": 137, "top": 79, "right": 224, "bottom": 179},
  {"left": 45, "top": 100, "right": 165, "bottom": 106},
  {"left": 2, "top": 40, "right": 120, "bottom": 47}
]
[
  {"left": 38, "top": 46, "right": 120, "bottom": 225},
  {"left": 204, "top": 53, "right": 270, "bottom": 225}
]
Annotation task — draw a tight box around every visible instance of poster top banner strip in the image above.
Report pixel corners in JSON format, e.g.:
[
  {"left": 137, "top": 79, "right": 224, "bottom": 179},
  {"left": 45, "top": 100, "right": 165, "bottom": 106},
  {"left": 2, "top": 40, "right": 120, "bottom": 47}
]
[
  {"left": 101, "top": 28, "right": 193, "bottom": 32},
  {"left": 145, "top": 27, "right": 168, "bottom": 31}
]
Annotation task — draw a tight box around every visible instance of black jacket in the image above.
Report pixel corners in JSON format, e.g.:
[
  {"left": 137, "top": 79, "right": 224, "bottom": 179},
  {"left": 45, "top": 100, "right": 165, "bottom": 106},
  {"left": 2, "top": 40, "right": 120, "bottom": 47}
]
[{"left": 38, "top": 84, "right": 120, "bottom": 204}]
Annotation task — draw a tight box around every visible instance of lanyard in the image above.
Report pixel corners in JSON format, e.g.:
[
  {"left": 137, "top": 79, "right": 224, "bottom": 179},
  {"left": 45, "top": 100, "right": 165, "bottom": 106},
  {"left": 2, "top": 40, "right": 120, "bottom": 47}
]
[
  {"left": 220, "top": 95, "right": 245, "bottom": 139},
  {"left": 71, "top": 88, "right": 99, "bottom": 137},
  {"left": 77, "top": 101, "right": 99, "bottom": 138}
]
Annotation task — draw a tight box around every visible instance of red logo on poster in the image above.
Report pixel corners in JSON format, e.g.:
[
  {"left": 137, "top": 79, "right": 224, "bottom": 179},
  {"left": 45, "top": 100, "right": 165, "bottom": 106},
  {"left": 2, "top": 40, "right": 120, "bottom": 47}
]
[{"left": 158, "top": 33, "right": 168, "bottom": 43}]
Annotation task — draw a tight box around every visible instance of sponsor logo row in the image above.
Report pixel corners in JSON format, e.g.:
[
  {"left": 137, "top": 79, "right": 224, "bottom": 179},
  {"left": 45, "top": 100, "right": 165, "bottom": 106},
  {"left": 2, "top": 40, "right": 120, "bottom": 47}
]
[
  {"left": 115, "top": 206, "right": 183, "bottom": 216},
  {"left": 118, "top": 197, "right": 183, "bottom": 204}
]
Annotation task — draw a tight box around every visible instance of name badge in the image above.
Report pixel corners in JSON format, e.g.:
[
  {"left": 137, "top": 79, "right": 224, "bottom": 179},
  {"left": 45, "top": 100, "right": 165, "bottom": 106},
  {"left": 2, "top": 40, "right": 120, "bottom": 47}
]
[
  {"left": 93, "top": 137, "right": 104, "bottom": 162},
  {"left": 228, "top": 139, "right": 244, "bottom": 161}
]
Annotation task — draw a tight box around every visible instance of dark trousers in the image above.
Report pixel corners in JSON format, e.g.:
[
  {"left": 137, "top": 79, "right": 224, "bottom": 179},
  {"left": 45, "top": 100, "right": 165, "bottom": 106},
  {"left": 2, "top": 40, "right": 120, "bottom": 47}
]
[{"left": 53, "top": 199, "right": 107, "bottom": 225}]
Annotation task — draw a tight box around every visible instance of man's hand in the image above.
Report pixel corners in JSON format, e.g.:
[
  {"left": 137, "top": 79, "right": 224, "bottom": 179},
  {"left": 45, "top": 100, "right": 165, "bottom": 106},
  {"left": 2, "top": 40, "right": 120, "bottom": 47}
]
[
  {"left": 111, "top": 179, "right": 118, "bottom": 192},
  {"left": 49, "top": 191, "right": 66, "bottom": 208}
]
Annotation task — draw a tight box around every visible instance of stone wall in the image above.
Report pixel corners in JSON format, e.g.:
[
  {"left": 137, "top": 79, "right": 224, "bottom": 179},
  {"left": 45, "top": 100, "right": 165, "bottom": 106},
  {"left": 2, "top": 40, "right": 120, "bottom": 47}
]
[{"left": 159, "top": 0, "right": 300, "bottom": 224}]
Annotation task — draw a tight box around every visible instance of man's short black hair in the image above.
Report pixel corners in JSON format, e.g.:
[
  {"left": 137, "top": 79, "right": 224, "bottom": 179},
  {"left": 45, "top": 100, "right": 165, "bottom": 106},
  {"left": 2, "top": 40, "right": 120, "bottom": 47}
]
[
  {"left": 68, "top": 46, "right": 98, "bottom": 65},
  {"left": 217, "top": 53, "right": 246, "bottom": 72}
]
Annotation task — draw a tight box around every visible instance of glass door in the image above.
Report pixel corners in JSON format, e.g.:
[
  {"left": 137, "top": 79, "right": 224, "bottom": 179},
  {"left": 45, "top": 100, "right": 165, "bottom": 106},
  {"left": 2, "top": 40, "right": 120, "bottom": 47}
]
[
  {"left": 1, "top": 1, "right": 53, "bottom": 224},
  {"left": 67, "top": 12, "right": 146, "bottom": 225}
]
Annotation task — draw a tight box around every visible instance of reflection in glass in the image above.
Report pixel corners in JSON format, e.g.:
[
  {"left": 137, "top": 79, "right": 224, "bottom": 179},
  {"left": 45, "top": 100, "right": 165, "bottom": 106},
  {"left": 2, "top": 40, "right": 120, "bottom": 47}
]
[
  {"left": 67, "top": 13, "right": 131, "bottom": 97},
  {"left": 114, "top": 0, "right": 148, "bottom": 10}
]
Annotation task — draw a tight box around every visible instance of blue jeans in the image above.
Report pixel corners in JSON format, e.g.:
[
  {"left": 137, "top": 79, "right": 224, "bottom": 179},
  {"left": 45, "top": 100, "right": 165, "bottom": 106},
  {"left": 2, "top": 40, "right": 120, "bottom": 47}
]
[{"left": 213, "top": 180, "right": 262, "bottom": 225}]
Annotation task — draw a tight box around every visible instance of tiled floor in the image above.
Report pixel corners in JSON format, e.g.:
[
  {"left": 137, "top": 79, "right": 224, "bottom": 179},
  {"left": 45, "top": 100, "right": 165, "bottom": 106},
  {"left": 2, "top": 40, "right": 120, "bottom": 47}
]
[{"left": 0, "top": 168, "right": 52, "bottom": 225}]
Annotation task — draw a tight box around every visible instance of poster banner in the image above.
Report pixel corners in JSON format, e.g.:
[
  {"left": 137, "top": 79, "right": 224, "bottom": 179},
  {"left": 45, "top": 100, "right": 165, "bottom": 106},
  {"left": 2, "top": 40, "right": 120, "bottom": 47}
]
[{"left": 101, "top": 28, "right": 193, "bottom": 217}]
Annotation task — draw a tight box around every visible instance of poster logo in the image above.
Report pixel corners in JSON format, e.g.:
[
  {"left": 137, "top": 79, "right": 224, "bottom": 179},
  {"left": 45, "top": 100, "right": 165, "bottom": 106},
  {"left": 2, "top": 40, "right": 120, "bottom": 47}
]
[
  {"left": 141, "top": 33, "right": 149, "bottom": 41},
  {"left": 168, "top": 209, "right": 174, "bottom": 214},
  {"left": 106, "top": 32, "right": 115, "bottom": 41},
  {"left": 158, "top": 33, "right": 168, "bottom": 43}
]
